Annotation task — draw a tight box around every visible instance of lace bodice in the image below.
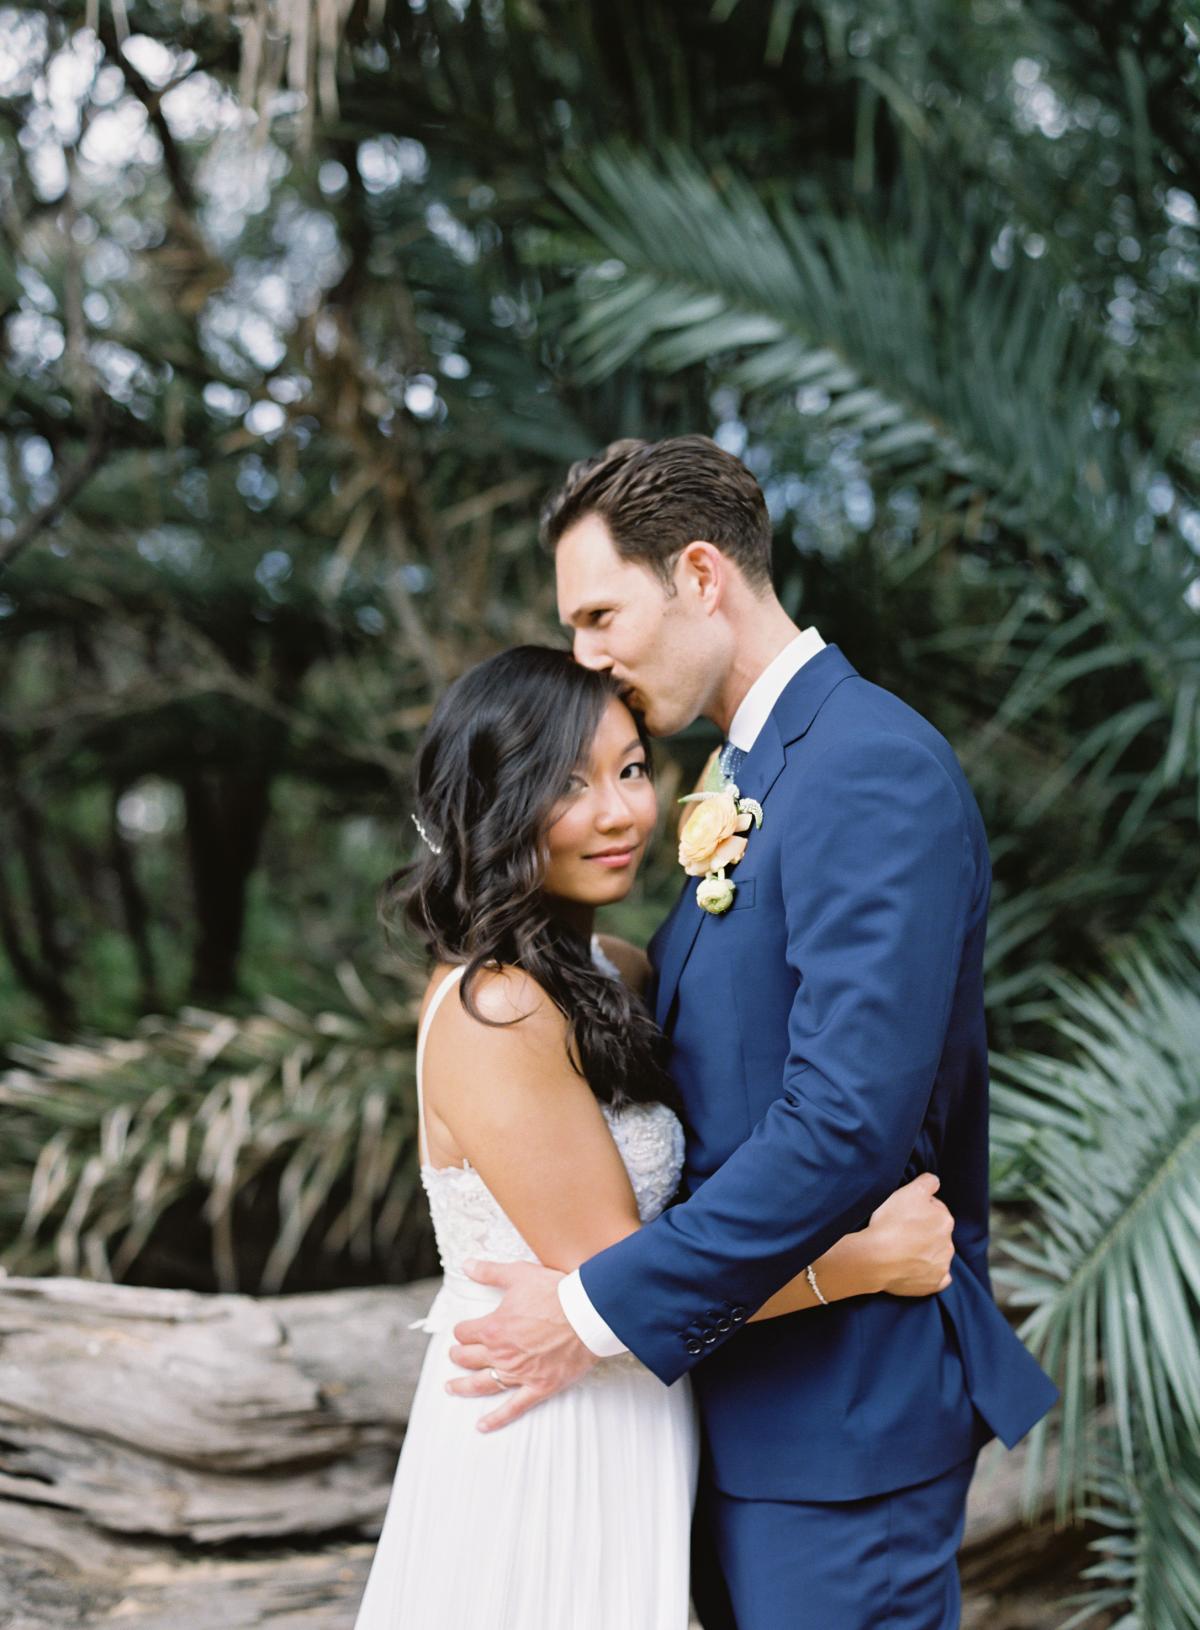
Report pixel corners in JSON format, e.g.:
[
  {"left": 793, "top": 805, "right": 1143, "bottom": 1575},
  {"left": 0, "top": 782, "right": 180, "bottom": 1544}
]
[{"left": 414, "top": 940, "right": 684, "bottom": 1327}]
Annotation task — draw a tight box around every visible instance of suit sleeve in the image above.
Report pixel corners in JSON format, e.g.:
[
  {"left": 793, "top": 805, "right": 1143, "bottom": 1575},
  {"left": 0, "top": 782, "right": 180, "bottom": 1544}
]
[{"left": 577, "top": 733, "right": 974, "bottom": 1385}]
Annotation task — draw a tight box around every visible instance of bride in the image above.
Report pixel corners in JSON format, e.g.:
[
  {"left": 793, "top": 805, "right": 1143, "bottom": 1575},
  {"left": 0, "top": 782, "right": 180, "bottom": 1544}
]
[{"left": 352, "top": 645, "right": 956, "bottom": 1630}]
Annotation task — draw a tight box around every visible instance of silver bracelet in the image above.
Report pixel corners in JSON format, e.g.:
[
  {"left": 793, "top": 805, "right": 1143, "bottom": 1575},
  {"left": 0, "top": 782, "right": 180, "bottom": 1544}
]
[{"left": 805, "top": 1263, "right": 828, "bottom": 1306}]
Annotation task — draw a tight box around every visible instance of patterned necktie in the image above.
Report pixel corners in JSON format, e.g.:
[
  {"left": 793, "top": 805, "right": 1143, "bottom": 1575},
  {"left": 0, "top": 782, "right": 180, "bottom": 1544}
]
[{"left": 718, "top": 740, "right": 747, "bottom": 783}]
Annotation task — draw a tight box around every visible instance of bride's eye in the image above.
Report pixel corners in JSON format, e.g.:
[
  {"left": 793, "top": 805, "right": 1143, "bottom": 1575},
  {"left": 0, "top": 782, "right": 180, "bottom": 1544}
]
[{"left": 621, "top": 760, "right": 650, "bottom": 780}]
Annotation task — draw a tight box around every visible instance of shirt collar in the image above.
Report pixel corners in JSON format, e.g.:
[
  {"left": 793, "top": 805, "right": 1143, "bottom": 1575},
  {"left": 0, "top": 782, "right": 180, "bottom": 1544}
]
[{"left": 726, "top": 627, "right": 827, "bottom": 752}]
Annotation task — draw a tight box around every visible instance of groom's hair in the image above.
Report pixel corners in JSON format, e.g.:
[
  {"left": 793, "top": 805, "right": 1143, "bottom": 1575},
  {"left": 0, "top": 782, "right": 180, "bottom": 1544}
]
[{"left": 539, "top": 434, "right": 773, "bottom": 591}]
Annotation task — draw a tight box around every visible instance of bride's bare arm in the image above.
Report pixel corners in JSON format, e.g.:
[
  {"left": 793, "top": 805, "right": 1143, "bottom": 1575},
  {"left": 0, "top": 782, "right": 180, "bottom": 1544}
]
[
  {"left": 749, "top": 1174, "right": 955, "bottom": 1319},
  {"left": 423, "top": 968, "right": 644, "bottom": 1273}
]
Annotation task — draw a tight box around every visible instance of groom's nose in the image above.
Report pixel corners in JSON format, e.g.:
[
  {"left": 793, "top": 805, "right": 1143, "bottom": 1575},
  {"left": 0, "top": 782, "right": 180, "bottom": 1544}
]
[{"left": 573, "top": 630, "right": 611, "bottom": 671}]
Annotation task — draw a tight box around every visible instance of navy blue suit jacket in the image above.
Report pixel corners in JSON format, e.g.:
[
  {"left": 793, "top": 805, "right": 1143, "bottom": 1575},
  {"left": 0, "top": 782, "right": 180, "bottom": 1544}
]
[{"left": 580, "top": 646, "right": 1057, "bottom": 1501}]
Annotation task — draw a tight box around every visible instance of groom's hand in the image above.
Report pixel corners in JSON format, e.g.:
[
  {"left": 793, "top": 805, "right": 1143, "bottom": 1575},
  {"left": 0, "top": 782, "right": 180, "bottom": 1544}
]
[{"left": 446, "top": 1259, "right": 599, "bottom": 1431}]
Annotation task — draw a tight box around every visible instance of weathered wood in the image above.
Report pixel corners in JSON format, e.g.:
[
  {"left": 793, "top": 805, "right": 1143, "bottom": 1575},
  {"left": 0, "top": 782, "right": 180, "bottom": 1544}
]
[
  {"left": 0, "top": 1276, "right": 1083, "bottom": 1627},
  {"left": 0, "top": 1276, "right": 432, "bottom": 1626},
  {"left": 0, "top": 1276, "right": 432, "bottom": 1546},
  {"left": 0, "top": 1509, "right": 375, "bottom": 1630}
]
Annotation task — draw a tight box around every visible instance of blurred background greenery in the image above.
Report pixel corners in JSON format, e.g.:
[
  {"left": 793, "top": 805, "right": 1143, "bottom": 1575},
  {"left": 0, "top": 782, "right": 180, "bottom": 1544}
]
[{"left": 1, "top": 2, "right": 1198, "bottom": 1623}]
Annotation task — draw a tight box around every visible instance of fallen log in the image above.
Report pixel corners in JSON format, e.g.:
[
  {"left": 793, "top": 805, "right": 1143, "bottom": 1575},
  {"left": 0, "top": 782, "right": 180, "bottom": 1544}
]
[
  {"left": 0, "top": 1275, "right": 427, "bottom": 1627},
  {"left": 0, "top": 1276, "right": 1085, "bottom": 1628},
  {"left": 0, "top": 1276, "right": 430, "bottom": 1546}
]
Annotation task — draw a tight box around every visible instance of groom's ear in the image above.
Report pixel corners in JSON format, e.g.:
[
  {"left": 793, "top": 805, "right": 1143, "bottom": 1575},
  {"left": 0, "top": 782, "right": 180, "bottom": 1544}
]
[{"left": 677, "top": 540, "right": 725, "bottom": 610}]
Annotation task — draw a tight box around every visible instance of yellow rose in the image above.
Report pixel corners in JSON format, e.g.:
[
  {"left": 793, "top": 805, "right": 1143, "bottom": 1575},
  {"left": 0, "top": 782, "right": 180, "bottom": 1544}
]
[{"left": 678, "top": 791, "right": 752, "bottom": 877}]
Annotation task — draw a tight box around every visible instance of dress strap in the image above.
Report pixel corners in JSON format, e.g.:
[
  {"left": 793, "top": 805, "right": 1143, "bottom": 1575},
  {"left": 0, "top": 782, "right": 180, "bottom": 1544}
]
[
  {"left": 589, "top": 933, "right": 622, "bottom": 982},
  {"left": 416, "top": 965, "right": 468, "bottom": 1166}
]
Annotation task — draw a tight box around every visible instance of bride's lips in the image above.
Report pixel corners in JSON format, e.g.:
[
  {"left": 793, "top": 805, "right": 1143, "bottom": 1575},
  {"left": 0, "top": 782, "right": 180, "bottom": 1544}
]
[{"left": 586, "top": 846, "right": 637, "bottom": 869}]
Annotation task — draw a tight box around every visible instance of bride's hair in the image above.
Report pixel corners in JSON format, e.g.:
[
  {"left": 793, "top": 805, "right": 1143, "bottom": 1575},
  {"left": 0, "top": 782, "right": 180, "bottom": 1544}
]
[{"left": 379, "top": 645, "right": 676, "bottom": 1111}]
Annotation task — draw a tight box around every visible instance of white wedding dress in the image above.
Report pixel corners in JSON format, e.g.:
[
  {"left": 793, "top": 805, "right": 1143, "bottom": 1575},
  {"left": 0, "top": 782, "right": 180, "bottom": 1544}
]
[{"left": 352, "top": 941, "right": 699, "bottom": 1630}]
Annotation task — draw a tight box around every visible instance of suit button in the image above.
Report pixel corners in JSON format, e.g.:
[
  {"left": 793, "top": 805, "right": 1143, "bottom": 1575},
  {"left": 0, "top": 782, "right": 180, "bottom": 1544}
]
[
  {"left": 730, "top": 1306, "right": 747, "bottom": 1324},
  {"left": 716, "top": 1316, "right": 732, "bottom": 1333},
  {"left": 685, "top": 1338, "right": 703, "bottom": 1356},
  {"left": 703, "top": 1331, "right": 719, "bottom": 1345}
]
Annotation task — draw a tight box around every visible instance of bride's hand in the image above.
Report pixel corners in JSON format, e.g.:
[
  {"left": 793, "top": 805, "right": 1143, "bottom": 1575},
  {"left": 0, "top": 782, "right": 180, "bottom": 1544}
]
[{"left": 862, "top": 1173, "right": 955, "bottom": 1296}]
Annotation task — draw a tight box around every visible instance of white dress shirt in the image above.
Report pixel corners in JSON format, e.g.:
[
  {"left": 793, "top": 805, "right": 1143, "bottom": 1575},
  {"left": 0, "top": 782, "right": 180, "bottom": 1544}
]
[{"left": 559, "top": 627, "right": 827, "bottom": 1357}]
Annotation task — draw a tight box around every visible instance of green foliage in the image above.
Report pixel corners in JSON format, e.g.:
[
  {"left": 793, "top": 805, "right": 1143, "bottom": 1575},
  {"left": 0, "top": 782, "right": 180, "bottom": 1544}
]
[
  {"left": 0, "top": 964, "right": 425, "bottom": 1293},
  {"left": 992, "top": 920, "right": 1200, "bottom": 1622},
  {"left": 1062, "top": 1446, "right": 1200, "bottom": 1630}
]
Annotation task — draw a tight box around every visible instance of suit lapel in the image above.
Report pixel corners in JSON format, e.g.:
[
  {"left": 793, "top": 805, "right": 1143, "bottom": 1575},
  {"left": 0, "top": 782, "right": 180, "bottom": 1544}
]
[
  {"left": 653, "top": 875, "right": 704, "bottom": 1029},
  {"left": 727, "top": 711, "right": 787, "bottom": 809},
  {"left": 652, "top": 645, "right": 859, "bottom": 1032},
  {"left": 653, "top": 713, "right": 787, "bottom": 1030}
]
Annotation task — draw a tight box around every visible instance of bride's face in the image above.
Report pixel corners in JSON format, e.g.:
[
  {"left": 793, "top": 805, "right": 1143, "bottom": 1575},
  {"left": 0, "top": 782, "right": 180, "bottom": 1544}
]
[{"left": 542, "top": 699, "right": 658, "bottom": 908}]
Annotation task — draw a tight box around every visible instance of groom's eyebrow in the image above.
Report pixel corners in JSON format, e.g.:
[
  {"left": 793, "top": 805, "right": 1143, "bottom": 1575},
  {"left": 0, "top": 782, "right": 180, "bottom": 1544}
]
[{"left": 560, "top": 600, "right": 608, "bottom": 628}]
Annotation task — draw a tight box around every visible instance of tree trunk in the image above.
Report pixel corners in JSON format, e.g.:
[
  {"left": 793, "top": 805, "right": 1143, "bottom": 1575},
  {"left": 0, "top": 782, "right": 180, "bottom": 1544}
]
[
  {"left": 107, "top": 779, "right": 162, "bottom": 1013},
  {"left": 0, "top": 737, "right": 76, "bottom": 1033},
  {"left": 181, "top": 767, "right": 273, "bottom": 1004}
]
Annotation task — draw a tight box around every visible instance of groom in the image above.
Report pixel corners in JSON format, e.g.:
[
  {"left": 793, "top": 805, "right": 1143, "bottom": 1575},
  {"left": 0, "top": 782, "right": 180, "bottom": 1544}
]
[{"left": 448, "top": 435, "right": 1057, "bottom": 1628}]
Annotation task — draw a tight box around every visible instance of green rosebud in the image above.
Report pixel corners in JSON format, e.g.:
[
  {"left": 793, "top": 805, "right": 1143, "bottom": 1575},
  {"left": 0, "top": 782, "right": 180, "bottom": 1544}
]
[{"left": 696, "top": 873, "right": 736, "bottom": 915}]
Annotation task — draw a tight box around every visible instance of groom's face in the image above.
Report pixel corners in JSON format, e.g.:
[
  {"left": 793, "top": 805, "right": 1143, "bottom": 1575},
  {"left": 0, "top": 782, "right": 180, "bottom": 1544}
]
[{"left": 555, "top": 513, "right": 716, "bottom": 737}]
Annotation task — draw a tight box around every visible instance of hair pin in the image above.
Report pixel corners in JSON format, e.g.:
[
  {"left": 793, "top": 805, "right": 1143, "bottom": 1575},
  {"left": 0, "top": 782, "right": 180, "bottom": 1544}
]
[{"left": 411, "top": 813, "right": 443, "bottom": 855}]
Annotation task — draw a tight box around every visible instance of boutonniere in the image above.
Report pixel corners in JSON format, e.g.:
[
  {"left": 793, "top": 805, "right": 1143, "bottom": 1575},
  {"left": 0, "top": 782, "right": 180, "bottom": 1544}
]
[{"left": 677, "top": 753, "right": 763, "bottom": 915}]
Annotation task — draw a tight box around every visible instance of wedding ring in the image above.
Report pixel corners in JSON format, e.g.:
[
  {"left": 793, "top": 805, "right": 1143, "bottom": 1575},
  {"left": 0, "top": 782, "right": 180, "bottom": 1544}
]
[{"left": 488, "top": 1367, "right": 510, "bottom": 1389}]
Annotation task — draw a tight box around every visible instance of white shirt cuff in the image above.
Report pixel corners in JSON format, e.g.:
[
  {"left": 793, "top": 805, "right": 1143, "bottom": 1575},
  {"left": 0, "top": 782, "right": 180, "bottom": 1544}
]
[{"left": 557, "top": 1269, "right": 629, "bottom": 1358}]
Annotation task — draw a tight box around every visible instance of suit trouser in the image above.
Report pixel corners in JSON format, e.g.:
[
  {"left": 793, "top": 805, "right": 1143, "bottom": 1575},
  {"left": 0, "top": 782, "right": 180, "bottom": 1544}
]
[{"left": 691, "top": 1452, "right": 978, "bottom": 1630}]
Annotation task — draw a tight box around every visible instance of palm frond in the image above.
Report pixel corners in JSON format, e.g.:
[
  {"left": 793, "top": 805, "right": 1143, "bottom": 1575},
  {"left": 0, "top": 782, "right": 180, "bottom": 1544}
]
[
  {"left": 0, "top": 965, "right": 421, "bottom": 1293},
  {"left": 553, "top": 146, "right": 1200, "bottom": 837},
  {"left": 557, "top": 145, "right": 1100, "bottom": 525},
  {"left": 1060, "top": 1444, "right": 1200, "bottom": 1630},
  {"left": 991, "top": 922, "right": 1200, "bottom": 1514}
]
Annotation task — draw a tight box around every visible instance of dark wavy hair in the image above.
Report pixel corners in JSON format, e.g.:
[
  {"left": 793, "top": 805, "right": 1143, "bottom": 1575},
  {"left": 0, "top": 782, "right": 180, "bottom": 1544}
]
[
  {"left": 540, "top": 434, "right": 773, "bottom": 591},
  {"left": 379, "top": 646, "right": 676, "bottom": 1111}
]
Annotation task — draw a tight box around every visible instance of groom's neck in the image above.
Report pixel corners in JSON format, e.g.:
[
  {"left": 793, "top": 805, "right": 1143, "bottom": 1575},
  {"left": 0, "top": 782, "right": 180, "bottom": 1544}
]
[{"left": 709, "top": 598, "right": 804, "bottom": 736}]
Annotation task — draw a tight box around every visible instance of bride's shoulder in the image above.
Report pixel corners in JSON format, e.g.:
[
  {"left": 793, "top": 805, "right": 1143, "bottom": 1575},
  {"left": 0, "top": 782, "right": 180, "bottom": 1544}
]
[{"left": 425, "top": 961, "right": 565, "bottom": 1041}]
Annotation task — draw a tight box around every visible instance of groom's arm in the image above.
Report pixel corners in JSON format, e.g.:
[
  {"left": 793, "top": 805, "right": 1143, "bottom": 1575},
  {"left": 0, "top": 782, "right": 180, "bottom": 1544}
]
[{"left": 574, "top": 732, "right": 976, "bottom": 1385}]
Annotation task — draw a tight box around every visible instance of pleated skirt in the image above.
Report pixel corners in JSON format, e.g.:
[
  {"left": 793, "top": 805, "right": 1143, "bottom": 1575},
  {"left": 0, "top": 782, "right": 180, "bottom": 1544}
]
[{"left": 352, "top": 1283, "right": 699, "bottom": 1630}]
